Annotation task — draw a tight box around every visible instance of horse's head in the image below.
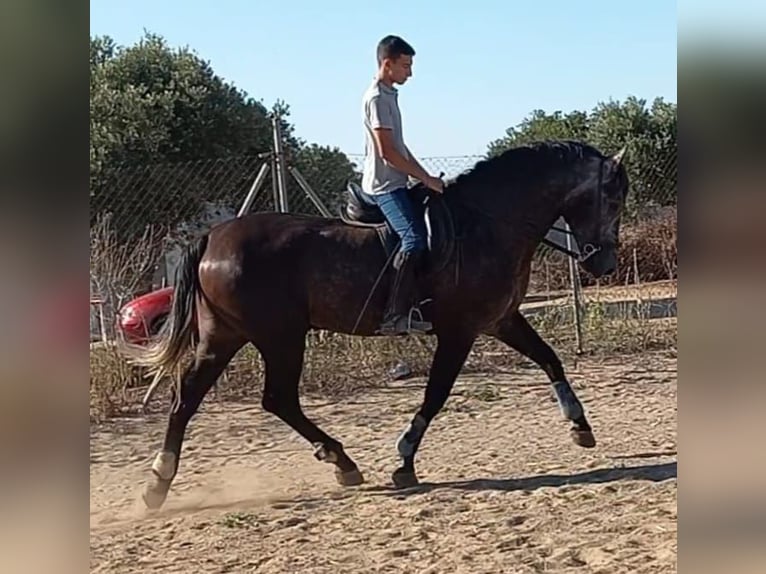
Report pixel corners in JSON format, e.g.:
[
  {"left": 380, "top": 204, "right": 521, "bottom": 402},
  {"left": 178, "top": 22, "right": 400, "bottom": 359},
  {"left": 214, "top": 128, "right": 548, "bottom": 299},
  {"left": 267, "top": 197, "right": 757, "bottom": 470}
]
[{"left": 561, "top": 146, "right": 630, "bottom": 278}]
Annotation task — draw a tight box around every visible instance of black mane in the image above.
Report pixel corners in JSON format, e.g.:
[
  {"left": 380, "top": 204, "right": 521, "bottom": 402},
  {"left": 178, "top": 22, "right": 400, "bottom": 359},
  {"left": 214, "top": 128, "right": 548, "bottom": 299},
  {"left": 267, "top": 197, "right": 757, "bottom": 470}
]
[{"left": 450, "top": 140, "right": 604, "bottom": 191}]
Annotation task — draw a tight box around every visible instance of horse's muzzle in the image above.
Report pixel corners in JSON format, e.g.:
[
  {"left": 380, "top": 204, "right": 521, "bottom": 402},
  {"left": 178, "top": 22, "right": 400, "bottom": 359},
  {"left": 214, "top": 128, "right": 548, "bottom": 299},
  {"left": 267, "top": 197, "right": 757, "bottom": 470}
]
[{"left": 581, "top": 248, "right": 617, "bottom": 278}]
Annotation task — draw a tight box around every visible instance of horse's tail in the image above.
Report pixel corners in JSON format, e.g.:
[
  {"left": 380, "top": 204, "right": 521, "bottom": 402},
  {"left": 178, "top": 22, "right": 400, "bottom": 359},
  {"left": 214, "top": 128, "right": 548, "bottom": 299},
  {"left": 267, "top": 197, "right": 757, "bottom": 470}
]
[{"left": 125, "top": 234, "right": 209, "bottom": 412}]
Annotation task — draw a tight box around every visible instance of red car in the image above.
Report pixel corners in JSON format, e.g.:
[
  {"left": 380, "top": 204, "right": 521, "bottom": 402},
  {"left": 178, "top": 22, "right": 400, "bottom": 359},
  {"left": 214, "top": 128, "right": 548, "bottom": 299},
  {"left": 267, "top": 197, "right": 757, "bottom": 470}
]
[{"left": 117, "top": 286, "right": 173, "bottom": 344}]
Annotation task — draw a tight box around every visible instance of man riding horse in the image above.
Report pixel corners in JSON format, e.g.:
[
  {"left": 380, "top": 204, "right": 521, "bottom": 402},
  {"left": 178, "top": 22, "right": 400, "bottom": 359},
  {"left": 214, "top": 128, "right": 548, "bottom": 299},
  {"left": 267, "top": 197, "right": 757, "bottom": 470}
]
[{"left": 360, "top": 35, "right": 445, "bottom": 335}]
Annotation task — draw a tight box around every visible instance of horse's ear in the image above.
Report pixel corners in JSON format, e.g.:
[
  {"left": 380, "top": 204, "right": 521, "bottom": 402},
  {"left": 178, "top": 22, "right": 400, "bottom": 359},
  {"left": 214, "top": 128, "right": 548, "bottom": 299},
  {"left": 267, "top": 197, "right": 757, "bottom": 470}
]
[
  {"left": 612, "top": 146, "right": 627, "bottom": 164},
  {"left": 604, "top": 146, "right": 627, "bottom": 179}
]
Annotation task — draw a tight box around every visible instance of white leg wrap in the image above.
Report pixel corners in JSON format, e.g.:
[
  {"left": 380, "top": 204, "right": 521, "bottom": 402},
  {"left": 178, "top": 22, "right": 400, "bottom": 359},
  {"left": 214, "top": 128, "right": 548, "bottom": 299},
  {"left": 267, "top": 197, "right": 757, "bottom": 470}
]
[
  {"left": 151, "top": 450, "right": 177, "bottom": 480},
  {"left": 396, "top": 414, "right": 428, "bottom": 458},
  {"left": 552, "top": 380, "right": 584, "bottom": 420},
  {"left": 313, "top": 443, "right": 339, "bottom": 463}
]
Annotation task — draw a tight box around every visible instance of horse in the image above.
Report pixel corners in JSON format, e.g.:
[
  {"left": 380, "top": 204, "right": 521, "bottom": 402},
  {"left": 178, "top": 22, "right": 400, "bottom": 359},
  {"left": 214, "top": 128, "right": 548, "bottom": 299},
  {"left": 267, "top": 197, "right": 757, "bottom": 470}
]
[{"left": 127, "top": 140, "right": 629, "bottom": 510}]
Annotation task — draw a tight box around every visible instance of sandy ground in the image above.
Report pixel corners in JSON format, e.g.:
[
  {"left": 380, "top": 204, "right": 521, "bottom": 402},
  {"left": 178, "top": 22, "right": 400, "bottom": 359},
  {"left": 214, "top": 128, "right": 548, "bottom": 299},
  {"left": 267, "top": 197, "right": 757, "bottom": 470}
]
[{"left": 90, "top": 351, "right": 677, "bottom": 573}]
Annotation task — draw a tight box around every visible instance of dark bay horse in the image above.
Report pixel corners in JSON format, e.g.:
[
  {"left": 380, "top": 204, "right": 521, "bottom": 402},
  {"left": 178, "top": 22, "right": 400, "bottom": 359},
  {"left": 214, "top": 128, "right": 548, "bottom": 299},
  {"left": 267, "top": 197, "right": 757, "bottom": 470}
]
[{"left": 129, "top": 140, "right": 629, "bottom": 509}]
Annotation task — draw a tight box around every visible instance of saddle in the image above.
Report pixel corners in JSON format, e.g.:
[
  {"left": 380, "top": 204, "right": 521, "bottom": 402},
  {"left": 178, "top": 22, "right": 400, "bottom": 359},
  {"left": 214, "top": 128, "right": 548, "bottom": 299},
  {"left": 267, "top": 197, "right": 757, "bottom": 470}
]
[{"left": 339, "top": 181, "right": 457, "bottom": 274}]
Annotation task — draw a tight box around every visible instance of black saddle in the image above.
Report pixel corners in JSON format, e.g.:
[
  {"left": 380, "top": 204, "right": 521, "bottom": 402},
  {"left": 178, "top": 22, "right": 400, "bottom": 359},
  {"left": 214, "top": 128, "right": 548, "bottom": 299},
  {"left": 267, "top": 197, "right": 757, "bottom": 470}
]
[{"left": 339, "top": 181, "right": 456, "bottom": 274}]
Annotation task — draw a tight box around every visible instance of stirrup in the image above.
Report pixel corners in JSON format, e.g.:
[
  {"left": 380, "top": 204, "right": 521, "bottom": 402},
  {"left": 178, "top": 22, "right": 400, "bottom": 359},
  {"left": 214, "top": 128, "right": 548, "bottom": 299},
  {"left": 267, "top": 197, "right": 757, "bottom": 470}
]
[
  {"left": 376, "top": 306, "right": 432, "bottom": 336},
  {"left": 407, "top": 306, "right": 432, "bottom": 331},
  {"left": 375, "top": 314, "right": 410, "bottom": 336}
]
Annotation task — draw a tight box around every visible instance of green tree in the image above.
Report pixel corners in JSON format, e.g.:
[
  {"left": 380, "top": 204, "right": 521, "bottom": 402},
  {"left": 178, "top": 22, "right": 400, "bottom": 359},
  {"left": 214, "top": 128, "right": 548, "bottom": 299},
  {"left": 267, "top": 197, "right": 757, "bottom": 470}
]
[
  {"left": 588, "top": 96, "right": 677, "bottom": 213},
  {"left": 488, "top": 109, "right": 589, "bottom": 156},
  {"left": 487, "top": 97, "right": 677, "bottom": 216},
  {"left": 91, "top": 33, "right": 275, "bottom": 178},
  {"left": 90, "top": 32, "right": 358, "bottom": 242},
  {"left": 90, "top": 32, "right": 278, "bottom": 239}
]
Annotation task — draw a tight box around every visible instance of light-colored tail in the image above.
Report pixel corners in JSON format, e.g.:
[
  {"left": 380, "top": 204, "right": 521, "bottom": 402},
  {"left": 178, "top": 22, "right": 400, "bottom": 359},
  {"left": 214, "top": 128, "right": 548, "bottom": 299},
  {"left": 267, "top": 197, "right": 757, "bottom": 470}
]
[{"left": 123, "top": 234, "right": 208, "bottom": 412}]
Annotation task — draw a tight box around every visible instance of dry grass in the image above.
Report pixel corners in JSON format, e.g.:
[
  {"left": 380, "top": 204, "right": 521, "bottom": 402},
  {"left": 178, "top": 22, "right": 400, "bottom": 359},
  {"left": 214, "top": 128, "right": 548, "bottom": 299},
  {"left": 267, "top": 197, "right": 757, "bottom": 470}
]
[
  {"left": 90, "top": 301, "right": 676, "bottom": 422},
  {"left": 89, "top": 342, "right": 146, "bottom": 422}
]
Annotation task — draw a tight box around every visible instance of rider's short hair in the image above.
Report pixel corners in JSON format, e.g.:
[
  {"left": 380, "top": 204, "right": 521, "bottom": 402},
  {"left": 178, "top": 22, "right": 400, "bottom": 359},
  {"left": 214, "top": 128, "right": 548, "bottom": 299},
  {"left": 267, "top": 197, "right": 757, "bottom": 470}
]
[{"left": 377, "top": 35, "right": 415, "bottom": 64}]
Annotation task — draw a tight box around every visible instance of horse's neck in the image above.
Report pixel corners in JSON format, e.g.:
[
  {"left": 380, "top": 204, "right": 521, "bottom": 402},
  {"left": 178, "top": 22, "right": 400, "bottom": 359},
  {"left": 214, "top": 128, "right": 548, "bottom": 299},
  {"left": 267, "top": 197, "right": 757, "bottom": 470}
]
[{"left": 452, "top": 178, "right": 567, "bottom": 255}]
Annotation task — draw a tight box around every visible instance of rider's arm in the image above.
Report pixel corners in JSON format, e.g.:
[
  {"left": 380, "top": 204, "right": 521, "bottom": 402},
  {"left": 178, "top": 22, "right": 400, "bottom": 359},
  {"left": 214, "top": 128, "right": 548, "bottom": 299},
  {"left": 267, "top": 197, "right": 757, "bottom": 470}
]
[
  {"left": 368, "top": 95, "right": 431, "bottom": 183},
  {"left": 405, "top": 146, "right": 429, "bottom": 182},
  {"left": 372, "top": 129, "right": 431, "bottom": 183}
]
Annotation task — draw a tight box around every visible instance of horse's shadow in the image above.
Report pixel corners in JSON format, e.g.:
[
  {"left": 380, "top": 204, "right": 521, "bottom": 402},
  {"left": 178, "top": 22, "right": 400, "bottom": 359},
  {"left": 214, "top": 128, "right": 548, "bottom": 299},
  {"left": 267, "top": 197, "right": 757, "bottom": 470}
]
[{"left": 363, "top": 461, "right": 677, "bottom": 497}]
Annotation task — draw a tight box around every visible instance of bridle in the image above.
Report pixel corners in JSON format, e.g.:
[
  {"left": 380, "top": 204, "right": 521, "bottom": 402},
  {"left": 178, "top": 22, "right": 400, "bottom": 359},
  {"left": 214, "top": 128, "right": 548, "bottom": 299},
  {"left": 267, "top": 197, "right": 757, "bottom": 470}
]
[
  {"left": 542, "top": 156, "right": 605, "bottom": 263},
  {"left": 542, "top": 232, "right": 600, "bottom": 263}
]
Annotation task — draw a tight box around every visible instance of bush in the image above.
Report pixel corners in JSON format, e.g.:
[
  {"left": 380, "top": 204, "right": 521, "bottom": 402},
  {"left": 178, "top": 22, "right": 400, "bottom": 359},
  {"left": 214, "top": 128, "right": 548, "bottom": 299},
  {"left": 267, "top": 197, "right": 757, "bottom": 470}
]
[
  {"left": 610, "top": 207, "right": 677, "bottom": 286},
  {"left": 529, "top": 208, "right": 677, "bottom": 292}
]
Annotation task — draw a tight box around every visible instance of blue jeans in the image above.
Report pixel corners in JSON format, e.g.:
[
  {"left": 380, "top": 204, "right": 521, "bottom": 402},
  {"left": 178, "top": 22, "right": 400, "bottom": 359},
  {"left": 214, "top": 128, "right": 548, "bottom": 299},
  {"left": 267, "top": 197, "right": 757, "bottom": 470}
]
[{"left": 373, "top": 187, "right": 428, "bottom": 254}]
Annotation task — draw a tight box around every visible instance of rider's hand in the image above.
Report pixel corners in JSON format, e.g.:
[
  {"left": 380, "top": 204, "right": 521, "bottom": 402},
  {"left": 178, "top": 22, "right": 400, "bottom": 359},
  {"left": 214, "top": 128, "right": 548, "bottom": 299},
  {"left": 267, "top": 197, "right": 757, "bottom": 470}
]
[{"left": 425, "top": 175, "right": 444, "bottom": 194}]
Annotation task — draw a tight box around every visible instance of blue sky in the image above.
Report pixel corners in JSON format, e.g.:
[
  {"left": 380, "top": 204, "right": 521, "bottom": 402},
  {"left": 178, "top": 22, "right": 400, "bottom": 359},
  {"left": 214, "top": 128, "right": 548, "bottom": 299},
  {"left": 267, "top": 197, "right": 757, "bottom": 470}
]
[{"left": 90, "top": 0, "right": 677, "bottom": 158}]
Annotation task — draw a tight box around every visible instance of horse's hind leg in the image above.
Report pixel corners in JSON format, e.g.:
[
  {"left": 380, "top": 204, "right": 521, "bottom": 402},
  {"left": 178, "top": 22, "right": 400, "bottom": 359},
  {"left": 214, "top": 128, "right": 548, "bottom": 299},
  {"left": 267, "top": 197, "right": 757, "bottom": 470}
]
[
  {"left": 143, "top": 335, "right": 243, "bottom": 509},
  {"left": 488, "top": 310, "right": 595, "bottom": 448},
  {"left": 257, "top": 334, "right": 364, "bottom": 487}
]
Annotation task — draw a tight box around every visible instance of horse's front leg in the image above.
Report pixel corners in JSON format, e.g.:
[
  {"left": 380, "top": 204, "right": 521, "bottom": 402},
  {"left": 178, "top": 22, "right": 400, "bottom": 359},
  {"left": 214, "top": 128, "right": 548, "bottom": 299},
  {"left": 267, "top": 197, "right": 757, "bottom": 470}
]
[
  {"left": 391, "top": 331, "right": 476, "bottom": 488},
  {"left": 488, "top": 310, "right": 596, "bottom": 448}
]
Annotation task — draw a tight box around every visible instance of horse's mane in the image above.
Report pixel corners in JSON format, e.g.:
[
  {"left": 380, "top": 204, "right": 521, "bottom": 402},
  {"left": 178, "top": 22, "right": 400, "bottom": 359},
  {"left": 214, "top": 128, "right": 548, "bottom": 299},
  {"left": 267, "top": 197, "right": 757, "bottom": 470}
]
[{"left": 449, "top": 140, "right": 605, "bottom": 192}]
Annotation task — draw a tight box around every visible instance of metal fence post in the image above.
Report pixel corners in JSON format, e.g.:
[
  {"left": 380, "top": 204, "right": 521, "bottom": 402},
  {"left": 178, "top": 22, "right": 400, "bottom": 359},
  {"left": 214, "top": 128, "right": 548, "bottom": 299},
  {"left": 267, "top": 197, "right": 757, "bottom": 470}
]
[
  {"left": 565, "top": 222, "right": 584, "bottom": 354},
  {"left": 237, "top": 161, "right": 270, "bottom": 217},
  {"left": 272, "top": 115, "right": 289, "bottom": 213}
]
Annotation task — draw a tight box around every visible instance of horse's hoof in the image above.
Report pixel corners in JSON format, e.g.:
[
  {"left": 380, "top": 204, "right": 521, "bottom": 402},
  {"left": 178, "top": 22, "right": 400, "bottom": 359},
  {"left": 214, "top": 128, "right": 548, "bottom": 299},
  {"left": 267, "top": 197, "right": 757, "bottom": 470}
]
[
  {"left": 142, "top": 479, "right": 171, "bottom": 510},
  {"left": 392, "top": 468, "right": 419, "bottom": 489},
  {"left": 335, "top": 468, "right": 364, "bottom": 487},
  {"left": 571, "top": 428, "right": 596, "bottom": 448}
]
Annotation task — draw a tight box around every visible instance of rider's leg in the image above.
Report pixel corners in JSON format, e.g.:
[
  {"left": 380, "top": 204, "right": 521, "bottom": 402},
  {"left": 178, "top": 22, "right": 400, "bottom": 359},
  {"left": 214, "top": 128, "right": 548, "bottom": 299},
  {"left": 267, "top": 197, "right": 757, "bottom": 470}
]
[{"left": 373, "top": 187, "right": 431, "bottom": 335}]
